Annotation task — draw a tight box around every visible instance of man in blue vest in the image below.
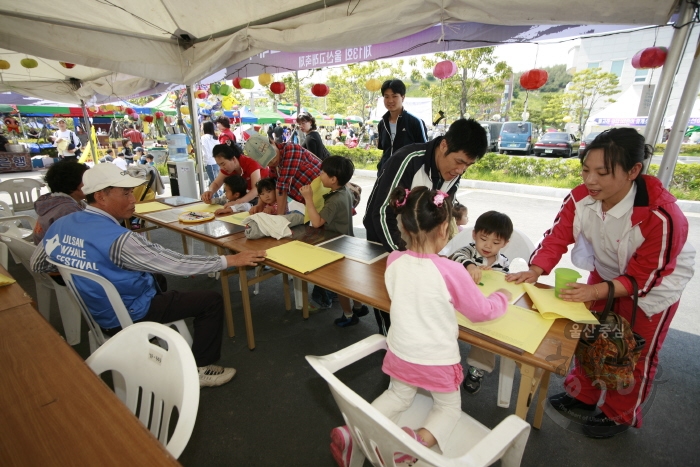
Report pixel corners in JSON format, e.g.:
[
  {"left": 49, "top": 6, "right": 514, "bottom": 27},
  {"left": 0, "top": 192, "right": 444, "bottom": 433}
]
[{"left": 31, "top": 164, "right": 266, "bottom": 387}]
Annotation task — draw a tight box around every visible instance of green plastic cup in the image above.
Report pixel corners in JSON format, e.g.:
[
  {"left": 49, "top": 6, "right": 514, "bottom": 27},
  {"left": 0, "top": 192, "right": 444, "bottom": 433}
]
[{"left": 554, "top": 267, "right": 582, "bottom": 298}]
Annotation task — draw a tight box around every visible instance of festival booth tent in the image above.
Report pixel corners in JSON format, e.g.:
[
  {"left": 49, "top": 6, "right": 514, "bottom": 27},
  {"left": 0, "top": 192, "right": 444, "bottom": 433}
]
[
  {"left": 253, "top": 108, "right": 290, "bottom": 124},
  {"left": 588, "top": 85, "right": 649, "bottom": 131},
  {"left": 224, "top": 107, "right": 257, "bottom": 124}
]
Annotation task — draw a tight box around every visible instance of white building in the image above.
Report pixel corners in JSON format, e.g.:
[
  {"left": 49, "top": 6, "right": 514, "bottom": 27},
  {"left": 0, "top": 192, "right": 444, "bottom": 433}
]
[{"left": 566, "top": 25, "right": 700, "bottom": 139}]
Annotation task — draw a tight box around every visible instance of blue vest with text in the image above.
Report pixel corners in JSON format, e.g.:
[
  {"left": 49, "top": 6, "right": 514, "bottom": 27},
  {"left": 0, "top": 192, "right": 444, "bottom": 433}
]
[{"left": 43, "top": 210, "right": 156, "bottom": 329}]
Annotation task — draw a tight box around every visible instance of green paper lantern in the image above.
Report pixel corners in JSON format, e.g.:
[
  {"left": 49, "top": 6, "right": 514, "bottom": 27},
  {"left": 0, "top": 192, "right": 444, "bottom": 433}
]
[
  {"left": 21, "top": 58, "right": 38, "bottom": 69},
  {"left": 240, "top": 78, "right": 254, "bottom": 89}
]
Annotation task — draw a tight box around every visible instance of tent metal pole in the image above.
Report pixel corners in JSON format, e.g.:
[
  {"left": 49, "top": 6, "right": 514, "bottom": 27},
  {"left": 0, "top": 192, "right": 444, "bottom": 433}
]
[
  {"left": 642, "top": 0, "right": 696, "bottom": 174},
  {"left": 295, "top": 70, "right": 301, "bottom": 113},
  {"left": 80, "top": 99, "right": 97, "bottom": 164},
  {"left": 657, "top": 31, "right": 700, "bottom": 188},
  {"left": 186, "top": 85, "right": 206, "bottom": 196}
]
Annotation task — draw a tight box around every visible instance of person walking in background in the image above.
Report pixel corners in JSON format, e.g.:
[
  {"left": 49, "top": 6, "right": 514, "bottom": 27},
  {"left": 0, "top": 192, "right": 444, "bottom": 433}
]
[
  {"left": 201, "top": 121, "right": 221, "bottom": 190},
  {"left": 216, "top": 116, "right": 236, "bottom": 144},
  {"left": 376, "top": 79, "right": 428, "bottom": 172},
  {"left": 297, "top": 112, "right": 328, "bottom": 161},
  {"left": 123, "top": 124, "right": 144, "bottom": 148}
]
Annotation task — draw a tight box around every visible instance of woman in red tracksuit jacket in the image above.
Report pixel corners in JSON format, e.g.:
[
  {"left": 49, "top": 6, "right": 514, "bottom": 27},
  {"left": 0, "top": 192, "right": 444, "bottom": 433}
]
[{"left": 508, "top": 128, "right": 695, "bottom": 439}]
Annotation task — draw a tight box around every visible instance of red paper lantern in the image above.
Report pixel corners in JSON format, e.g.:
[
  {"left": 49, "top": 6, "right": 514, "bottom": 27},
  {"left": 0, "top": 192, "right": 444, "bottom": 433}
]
[
  {"left": 632, "top": 47, "right": 668, "bottom": 69},
  {"left": 59, "top": 62, "right": 75, "bottom": 69},
  {"left": 144, "top": 115, "right": 154, "bottom": 123},
  {"left": 519, "top": 69, "right": 549, "bottom": 90},
  {"left": 154, "top": 111, "right": 165, "bottom": 119},
  {"left": 194, "top": 89, "right": 208, "bottom": 99},
  {"left": 311, "top": 83, "right": 330, "bottom": 97},
  {"left": 125, "top": 107, "right": 135, "bottom": 115},
  {"left": 232, "top": 77, "right": 242, "bottom": 89},
  {"left": 433, "top": 60, "right": 458, "bottom": 80},
  {"left": 270, "top": 82, "right": 286, "bottom": 94}
]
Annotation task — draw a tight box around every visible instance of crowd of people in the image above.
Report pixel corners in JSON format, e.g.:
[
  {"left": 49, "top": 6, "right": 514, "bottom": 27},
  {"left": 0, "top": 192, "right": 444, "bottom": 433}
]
[{"left": 20, "top": 78, "right": 694, "bottom": 461}]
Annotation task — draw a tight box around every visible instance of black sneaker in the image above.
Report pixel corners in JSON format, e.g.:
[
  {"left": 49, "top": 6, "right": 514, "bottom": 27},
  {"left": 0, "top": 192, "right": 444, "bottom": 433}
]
[
  {"left": 549, "top": 392, "right": 596, "bottom": 412},
  {"left": 462, "top": 366, "right": 484, "bottom": 394},
  {"left": 334, "top": 314, "right": 359, "bottom": 328},
  {"left": 352, "top": 305, "right": 369, "bottom": 317},
  {"left": 582, "top": 412, "right": 631, "bottom": 439}
]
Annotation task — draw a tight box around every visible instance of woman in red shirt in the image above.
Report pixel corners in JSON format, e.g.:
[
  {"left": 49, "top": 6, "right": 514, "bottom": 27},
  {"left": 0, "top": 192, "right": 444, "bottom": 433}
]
[
  {"left": 216, "top": 116, "right": 236, "bottom": 144},
  {"left": 201, "top": 142, "right": 269, "bottom": 206}
]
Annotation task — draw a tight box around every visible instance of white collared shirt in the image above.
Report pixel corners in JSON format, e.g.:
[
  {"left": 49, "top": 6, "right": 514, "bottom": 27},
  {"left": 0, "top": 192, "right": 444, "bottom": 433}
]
[{"left": 586, "top": 183, "right": 637, "bottom": 281}]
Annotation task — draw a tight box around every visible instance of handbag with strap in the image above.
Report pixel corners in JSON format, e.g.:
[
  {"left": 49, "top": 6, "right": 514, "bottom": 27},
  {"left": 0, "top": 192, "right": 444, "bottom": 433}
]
[{"left": 574, "top": 275, "right": 646, "bottom": 389}]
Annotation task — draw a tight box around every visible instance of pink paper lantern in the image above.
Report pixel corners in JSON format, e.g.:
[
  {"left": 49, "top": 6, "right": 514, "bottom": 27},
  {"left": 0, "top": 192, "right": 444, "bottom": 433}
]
[
  {"left": 433, "top": 60, "right": 457, "bottom": 80},
  {"left": 632, "top": 47, "right": 668, "bottom": 69}
]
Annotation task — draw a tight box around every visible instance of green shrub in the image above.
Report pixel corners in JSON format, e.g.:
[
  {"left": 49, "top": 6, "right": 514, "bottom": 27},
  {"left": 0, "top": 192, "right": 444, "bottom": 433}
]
[
  {"left": 653, "top": 143, "right": 700, "bottom": 155},
  {"left": 327, "top": 145, "right": 382, "bottom": 168},
  {"left": 154, "top": 162, "right": 168, "bottom": 176}
]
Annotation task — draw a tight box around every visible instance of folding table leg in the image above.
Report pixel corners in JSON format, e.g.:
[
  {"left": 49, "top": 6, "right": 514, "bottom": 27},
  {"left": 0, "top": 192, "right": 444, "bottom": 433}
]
[
  {"left": 293, "top": 277, "right": 303, "bottom": 310},
  {"left": 238, "top": 265, "right": 256, "bottom": 350},
  {"left": 282, "top": 273, "right": 291, "bottom": 311},
  {"left": 301, "top": 280, "right": 309, "bottom": 319}
]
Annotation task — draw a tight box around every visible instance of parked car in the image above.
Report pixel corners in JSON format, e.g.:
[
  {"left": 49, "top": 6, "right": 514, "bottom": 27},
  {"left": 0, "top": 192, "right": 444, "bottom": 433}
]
[
  {"left": 498, "top": 121, "right": 533, "bottom": 154},
  {"left": 578, "top": 131, "right": 602, "bottom": 156},
  {"left": 479, "top": 121, "right": 504, "bottom": 152},
  {"left": 533, "top": 132, "right": 579, "bottom": 157}
]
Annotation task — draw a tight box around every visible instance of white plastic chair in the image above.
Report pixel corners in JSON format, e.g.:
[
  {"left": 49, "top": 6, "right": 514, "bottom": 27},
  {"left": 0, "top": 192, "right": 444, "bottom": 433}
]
[
  {"left": 86, "top": 322, "right": 199, "bottom": 459},
  {"left": 0, "top": 209, "right": 36, "bottom": 243},
  {"left": 48, "top": 258, "right": 193, "bottom": 353},
  {"left": 440, "top": 226, "right": 536, "bottom": 409},
  {"left": 306, "top": 335, "right": 531, "bottom": 467},
  {"left": 0, "top": 178, "right": 44, "bottom": 212},
  {"left": 0, "top": 232, "right": 82, "bottom": 345}
]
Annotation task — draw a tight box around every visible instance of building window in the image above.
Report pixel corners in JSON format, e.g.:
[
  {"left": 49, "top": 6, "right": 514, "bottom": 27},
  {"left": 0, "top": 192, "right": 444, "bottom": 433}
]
[
  {"left": 610, "top": 60, "right": 624, "bottom": 77},
  {"left": 587, "top": 62, "right": 600, "bottom": 69},
  {"left": 634, "top": 68, "right": 649, "bottom": 83}
]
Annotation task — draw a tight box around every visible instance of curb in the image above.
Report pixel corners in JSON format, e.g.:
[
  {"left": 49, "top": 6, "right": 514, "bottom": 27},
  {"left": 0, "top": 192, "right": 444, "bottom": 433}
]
[{"left": 354, "top": 169, "right": 700, "bottom": 214}]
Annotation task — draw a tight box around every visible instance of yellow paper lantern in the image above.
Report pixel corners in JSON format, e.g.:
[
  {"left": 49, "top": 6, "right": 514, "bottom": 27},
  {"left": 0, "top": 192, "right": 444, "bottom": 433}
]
[
  {"left": 258, "top": 73, "right": 273, "bottom": 86},
  {"left": 365, "top": 78, "right": 381, "bottom": 92},
  {"left": 0, "top": 60, "right": 10, "bottom": 70},
  {"left": 562, "top": 115, "right": 572, "bottom": 123},
  {"left": 180, "top": 105, "right": 190, "bottom": 115}
]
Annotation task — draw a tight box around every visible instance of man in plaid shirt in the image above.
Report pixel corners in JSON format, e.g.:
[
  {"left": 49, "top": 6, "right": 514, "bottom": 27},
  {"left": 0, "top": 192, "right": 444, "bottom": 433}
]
[{"left": 244, "top": 134, "right": 321, "bottom": 215}]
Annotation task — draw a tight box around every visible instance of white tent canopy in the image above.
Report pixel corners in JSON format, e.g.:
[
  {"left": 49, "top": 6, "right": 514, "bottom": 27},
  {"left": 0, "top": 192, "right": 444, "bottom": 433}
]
[{"left": 0, "top": 0, "right": 678, "bottom": 87}]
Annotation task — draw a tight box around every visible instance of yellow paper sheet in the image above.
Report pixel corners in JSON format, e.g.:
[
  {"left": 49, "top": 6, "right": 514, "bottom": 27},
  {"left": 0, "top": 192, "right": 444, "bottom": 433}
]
[
  {"left": 218, "top": 211, "right": 251, "bottom": 225},
  {"left": 134, "top": 202, "right": 172, "bottom": 214},
  {"left": 0, "top": 273, "right": 17, "bottom": 286},
  {"left": 522, "top": 283, "right": 599, "bottom": 324},
  {"left": 265, "top": 240, "right": 344, "bottom": 274},
  {"left": 477, "top": 270, "right": 525, "bottom": 304},
  {"left": 456, "top": 304, "right": 554, "bottom": 354},
  {"left": 182, "top": 203, "right": 221, "bottom": 213},
  {"left": 303, "top": 177, "right": 331, "bottom": 224}
]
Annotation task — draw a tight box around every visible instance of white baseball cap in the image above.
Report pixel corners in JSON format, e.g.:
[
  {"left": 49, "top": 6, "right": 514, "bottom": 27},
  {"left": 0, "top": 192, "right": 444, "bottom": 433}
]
[{"left": 82, "top": 163, "right": 145, "bottom": 195}]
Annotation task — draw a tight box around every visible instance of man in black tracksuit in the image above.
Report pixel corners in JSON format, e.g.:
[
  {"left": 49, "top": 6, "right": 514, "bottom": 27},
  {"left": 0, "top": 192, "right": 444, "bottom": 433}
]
[
  {"left": 376, "top": 79, "right": 428, "bottom": 172},
  {"left": 363, "top": 118, "right": 488, "bottom": 335}
]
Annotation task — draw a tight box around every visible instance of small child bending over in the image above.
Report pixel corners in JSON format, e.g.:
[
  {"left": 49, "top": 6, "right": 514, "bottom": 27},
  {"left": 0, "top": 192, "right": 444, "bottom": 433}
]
[
  {"left": 449, "top": 210, "right": 513, "bottom": 394},
  {"left": 452, "top": 202, "right": 468, "bottom": 232},
  {"left": 249, "top": 178, "right": 281, "bottom": 215},
  {"left": 330, "top": 186, "right": 510, "bottom": 467},
  {"left": 300, "top": 156, "right": 368, "bottom": 326},
  {"left": 213, "top": 174, "right": 252, "bottom": 215}
]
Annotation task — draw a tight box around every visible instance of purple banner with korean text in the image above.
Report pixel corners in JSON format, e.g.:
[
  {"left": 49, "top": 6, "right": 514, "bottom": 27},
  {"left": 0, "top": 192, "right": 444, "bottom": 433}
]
[{"left": 224, "top": 22, "right": 638, "bottom": 77}]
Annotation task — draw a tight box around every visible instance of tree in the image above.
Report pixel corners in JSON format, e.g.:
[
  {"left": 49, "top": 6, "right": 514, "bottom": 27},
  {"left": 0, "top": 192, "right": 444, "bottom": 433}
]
[
  {"left": 264, "top": 71, "right": 317, "bottom": 112},
  {"left": 413, "top": 48, "right": 512, "bottom": 122},
  {"left": 325, "top": 60, "right": 406, "bottom": 123},
  {"left": 563, "top": 68, "right": 619, "bottom": 136}
]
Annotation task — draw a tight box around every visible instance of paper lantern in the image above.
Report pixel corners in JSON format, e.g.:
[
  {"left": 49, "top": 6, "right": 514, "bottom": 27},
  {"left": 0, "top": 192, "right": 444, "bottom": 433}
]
[
  {"left": 270, "top": 82, "right": 286, "bottom": 94},
  {"left": 164, "top": 116, "right": 174, "bottom": 124},
  {"left": 0, "top": 60, "right": 10, "bottom": 70},
  {"left": 240, "top": 78, "right": 254, "bottom": 89},
  {"left": 129, "top": 113, "right": 139, "bottom": 122},
  {"left": 20, "top": 58, "right": 38, "bottom": 69},
  {"left": 365, "top": 78, "right": 381, "bottom": 92},
  {"left": 210, "top": 82, "right": 221, "bottom": 95},
  {"left": 139, "top": 114, "right": 147, "bottom": 121},
  {"left": 180, "top": 105, "right": 190, "bottom": 115},
  {"left": 311, "top": 83, "right": 330, "bottom": 97},
  {"left": 154, "top": 111, "right": 165, "bottom": 120},
  {"left": 632, "top": 47, "right": 668, "bottom": 69},
  {"left": 59, "top": 62, "right": 75, "bottom": 69},
  {"left": 144, "top": 115, "right": 154, "bottom": 123},
  {"left": 433, "top": 60, "right": 457, "bottom": 80},
  {"left": 125, "top": 107, "right": 135, "bottom": 115},
  {"left": 219, "top": 83, "right": 231, "bottom": 95},
  {"left": 232, "top": 77, "right": 242, "bottom": 89},
  {"left": 520, "top": 69, "right": 548, "bottom": 90},
  {"left": 99, "top": 105, "right": 108, "bottom": 112},
  {"left": 258, "top": 73, "right": 273, "bottom": 86},
  {"left": 114, "top": 105, "right": 124, "bottom": 113},
  {"left": 194, "top": 89, "right": 208, "bottom": 99},
  {"left": 562, "top": 115, "right": 572, "bottom": 123},
  {"left": 88, "top": 105, "right": 98, "bottom": 113}
]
